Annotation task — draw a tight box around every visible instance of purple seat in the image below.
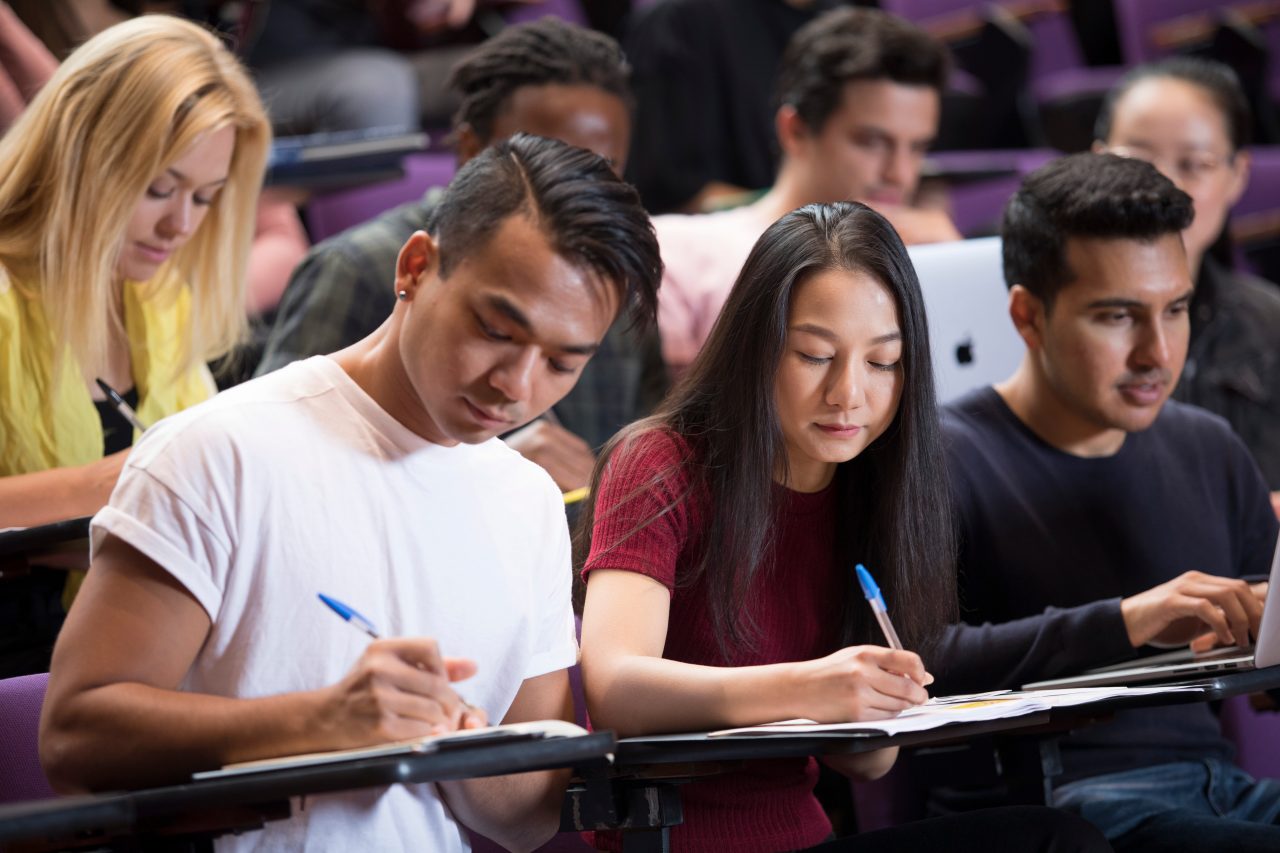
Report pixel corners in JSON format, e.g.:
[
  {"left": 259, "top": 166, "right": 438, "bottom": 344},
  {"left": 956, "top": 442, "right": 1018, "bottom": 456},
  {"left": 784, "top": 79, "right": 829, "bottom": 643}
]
[
  {"left": 1230, "top": 146, "right": 1280, "bottom": 219},
  {"left": 1112, "top": 0, "right": 1224, "bottom": 64},
  {"left": 502, "top": 0, "right": 587, "bottom": 27},
  {"left": 305, "top": 151, "right": 457, "bottom": 243},
  {"left": 1229, "top": 146, "right": 1280, "bottom": 276},
  {"left": 1221, "top": 694, "right": 1280, "bottom": 781},
  {"left": 932, "top": 148, "right": 1057, "bottom": 237},
  {"left": 0, "top": 672, "right": 57, "bottom": 804}
]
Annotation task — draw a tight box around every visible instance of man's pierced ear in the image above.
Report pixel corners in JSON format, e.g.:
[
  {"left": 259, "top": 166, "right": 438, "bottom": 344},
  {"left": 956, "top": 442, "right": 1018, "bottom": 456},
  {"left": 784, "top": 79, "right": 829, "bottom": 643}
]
[{"left": 397, "top": 290, "right": 409, "bottom": 302}]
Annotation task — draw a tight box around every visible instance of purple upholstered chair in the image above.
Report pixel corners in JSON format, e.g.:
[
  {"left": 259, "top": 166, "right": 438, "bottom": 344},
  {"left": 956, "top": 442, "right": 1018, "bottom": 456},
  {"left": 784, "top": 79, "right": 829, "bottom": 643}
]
[
  {"left": 1112, "top": 0, "right": 1224, "bottom": 64},
  {"left": 0, "top": 672, "right": 56, "bottom": 804},
  {"left": 1221, "top": 694, "right": 1280, "bottom": 781},
  {"left": 932, "top": 148, "right": 1058, "bottom": 238},
  {"left": 305, "top": 151, "right": 457, "bottom": 243},
  {"left": 502, "top": 0, "right": 587, "bottom": 27}
]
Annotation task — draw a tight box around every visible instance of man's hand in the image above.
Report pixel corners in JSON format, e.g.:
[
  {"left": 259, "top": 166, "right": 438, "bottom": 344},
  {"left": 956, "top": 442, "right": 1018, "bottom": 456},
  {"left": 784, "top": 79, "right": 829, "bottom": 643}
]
[
  {"left": 316, "top": 638, "right": 485, "bottom": 750},
  {"left": 503, "top": 419, "right": 594, "bottom": 492},
  {"left": 1120, "top": 571, "right": 1266, "bottom": 650}
]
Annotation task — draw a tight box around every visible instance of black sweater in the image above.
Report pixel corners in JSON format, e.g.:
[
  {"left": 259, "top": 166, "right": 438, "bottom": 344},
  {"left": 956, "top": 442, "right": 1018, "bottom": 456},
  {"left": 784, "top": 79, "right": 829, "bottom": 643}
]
[{"left": 933, "top": 387, "right": 1278, "bottom": 784}]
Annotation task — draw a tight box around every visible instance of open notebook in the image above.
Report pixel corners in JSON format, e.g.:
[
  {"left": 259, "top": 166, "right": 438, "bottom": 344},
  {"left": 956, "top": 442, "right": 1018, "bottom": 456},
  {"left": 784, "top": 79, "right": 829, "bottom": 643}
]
[
  {"left": 192, "top": 719, "right": 587, "bottom": 781},
  {"left": 706, "top": 684, "right": 1205, "bottom": 738}
]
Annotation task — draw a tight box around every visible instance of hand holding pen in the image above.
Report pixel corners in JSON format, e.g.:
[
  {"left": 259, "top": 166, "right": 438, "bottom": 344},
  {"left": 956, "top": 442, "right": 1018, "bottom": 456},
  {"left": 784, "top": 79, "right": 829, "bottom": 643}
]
[
  {"left": 782, "top": 563, "right": 934, "bottom": 723},
  {"left": 316, "top": 593, "right": 487, "bottom": 746}
]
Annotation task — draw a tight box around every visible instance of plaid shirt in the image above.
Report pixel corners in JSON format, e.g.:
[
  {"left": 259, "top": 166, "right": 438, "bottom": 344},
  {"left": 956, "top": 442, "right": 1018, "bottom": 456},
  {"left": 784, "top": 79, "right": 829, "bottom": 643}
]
[{"left": 258, "top": 192, "right": 667, "bottom": 449}]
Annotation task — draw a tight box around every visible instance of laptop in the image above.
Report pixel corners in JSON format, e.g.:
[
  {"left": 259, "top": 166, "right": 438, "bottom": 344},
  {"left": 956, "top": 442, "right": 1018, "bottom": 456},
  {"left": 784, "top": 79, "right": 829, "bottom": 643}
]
[
  {"left": 1024, "top": 531, "right": 1280, "bottom": 690},
  {"left": 908, "top": 237, "right": 1025, "bottom": 405}
]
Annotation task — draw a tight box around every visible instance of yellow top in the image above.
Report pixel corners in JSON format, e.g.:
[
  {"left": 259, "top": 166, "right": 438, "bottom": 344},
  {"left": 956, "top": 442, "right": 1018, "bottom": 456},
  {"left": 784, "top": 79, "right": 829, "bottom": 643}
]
[
  {"left": 0, "top": 267, "right": 215, "bottom": 478},
  {"left": 0, "top": 266, "right": 215, "bottom": 605}
]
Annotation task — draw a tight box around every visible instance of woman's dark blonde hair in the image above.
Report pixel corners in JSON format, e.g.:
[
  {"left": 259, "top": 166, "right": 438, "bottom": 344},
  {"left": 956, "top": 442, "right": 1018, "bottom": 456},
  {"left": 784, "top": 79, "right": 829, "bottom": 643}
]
[{"left": 0, "top": 14, "right": 270, "bottom": 381}]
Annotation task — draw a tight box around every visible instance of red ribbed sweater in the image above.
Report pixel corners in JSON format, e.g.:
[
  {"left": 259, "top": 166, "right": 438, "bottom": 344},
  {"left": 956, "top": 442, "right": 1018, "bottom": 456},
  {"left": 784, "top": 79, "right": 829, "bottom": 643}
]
[{"left": 582, "top": 430, "right": 845, "bottom": 853}]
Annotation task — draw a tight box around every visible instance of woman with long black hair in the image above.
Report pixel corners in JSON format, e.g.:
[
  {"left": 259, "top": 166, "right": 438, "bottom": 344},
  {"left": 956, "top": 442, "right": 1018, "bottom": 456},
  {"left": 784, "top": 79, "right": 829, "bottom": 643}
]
[{"left": 577, "top": 201, "right": 1110, "bottom": 852}]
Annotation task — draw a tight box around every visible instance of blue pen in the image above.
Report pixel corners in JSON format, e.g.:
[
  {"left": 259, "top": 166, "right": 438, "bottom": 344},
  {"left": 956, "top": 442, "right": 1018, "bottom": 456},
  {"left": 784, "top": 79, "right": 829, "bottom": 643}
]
[
  {"left": 318, "top": 593, "right": 381, "bottom": 639},
  {"left": 318, "top": 592, "right": 483, "bottom": 718},
  {"left": 855, "top": 564, "right": 904, "bottom": 650}
]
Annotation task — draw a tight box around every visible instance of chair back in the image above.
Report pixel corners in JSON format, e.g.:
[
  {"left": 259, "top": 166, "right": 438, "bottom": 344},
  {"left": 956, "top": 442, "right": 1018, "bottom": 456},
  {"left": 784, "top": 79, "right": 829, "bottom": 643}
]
[
  {"left": 1112, "top": 0, "right": 1223, "bottom": 63},
  {"left": 1221, "top": 693, "right": 1280, "bottom": 781},
  {"left": 502, "top": 0, "right": 587, "bottom": 27},
  {"left": 0, "top": 672, "right": 56, "bottom": 803},
  {"left": 306, "top": 152, "right": 456, "bottom": 243}
]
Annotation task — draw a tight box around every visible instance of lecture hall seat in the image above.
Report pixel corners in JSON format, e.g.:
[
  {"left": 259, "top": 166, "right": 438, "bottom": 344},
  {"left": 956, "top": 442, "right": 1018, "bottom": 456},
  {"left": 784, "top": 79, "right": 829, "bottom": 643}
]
[{"left": 0, "top": 672, "right": 56, "bottom": 804}]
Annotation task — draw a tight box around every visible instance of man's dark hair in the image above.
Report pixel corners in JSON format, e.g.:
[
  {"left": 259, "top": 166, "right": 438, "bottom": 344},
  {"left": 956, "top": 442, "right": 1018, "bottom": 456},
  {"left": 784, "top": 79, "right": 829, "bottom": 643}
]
[
  {"left": 1001, "top": 153, "right": 1194, "bottom": 308},
  {"left": 448, "top": 18, "right": 631, "bottom": 143},
  {"left": 428, "top": 133, "right": 660, "bottom": 330},
  {"left": 1095, "top": 57, "right": 1253, "bottom": 152},
  {"left": 775, "top": 7, "right": 950, "bottom": 134}
]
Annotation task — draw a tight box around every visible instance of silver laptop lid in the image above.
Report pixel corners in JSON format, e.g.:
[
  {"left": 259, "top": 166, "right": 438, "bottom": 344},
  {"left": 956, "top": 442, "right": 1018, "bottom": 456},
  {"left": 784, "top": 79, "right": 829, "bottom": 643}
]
[
  {"left": 909, "top": 237, "right": 1025, "bottom": 405},
  {"left": 1253, "top": 529, "right": 1280, "bottom": 668}
]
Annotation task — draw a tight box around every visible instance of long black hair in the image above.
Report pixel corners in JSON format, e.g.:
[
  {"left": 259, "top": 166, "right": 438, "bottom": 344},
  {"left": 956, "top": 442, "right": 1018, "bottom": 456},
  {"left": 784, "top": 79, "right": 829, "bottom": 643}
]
[{"left": 576, "top": 202, "right": 956, "bottom": 659}]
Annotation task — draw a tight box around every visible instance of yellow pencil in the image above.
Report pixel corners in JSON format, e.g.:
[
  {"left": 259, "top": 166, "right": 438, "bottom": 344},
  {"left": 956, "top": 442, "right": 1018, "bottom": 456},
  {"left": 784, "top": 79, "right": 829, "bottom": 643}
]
[{"left": 562, "top": 486, "right": 590, "bottom": 505}]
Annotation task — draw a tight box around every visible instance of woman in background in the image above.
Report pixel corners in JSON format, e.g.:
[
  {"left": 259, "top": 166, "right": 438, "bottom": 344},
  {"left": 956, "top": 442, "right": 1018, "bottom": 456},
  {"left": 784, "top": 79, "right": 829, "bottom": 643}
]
[
  {"left": 1096, "top": 57, "right": 1280, "bottom": 517},
  {"left": 0, "top": 16, "right": 267, "bottom": 536}
]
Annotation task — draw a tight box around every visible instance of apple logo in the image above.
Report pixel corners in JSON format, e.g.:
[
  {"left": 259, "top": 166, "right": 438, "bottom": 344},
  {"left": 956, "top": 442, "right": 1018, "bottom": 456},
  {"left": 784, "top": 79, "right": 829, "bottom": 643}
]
[{"left": 956, "top": 336, "right": 974, "bottom": 366}]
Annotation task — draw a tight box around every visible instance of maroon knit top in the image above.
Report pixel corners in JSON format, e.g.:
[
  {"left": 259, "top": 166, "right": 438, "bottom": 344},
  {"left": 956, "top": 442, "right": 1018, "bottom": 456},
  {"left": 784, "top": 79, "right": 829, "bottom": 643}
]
[{"left": 582, "top": 429, "right": 847, "bottom": 853}]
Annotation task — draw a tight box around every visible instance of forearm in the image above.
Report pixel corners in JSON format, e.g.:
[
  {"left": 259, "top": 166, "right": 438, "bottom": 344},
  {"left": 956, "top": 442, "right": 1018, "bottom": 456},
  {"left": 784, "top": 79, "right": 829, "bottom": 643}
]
[
  {"left": 438, "top": 767, "right": 570, "bottom": 853},
  {"left": 41, "top": 682, "right": 332, "bottom": 792},
  {"left": 583, "top": 654, "right": 800, "bottom": 737},
  {"left": 0, "top": 453, "right": 125, "bottom": 527},
  {"left": 821, "top": 747, "right": 898, "bottom": 781},
  {"left": 929, "top": 599, "right": 1133, "bottom": 695}
]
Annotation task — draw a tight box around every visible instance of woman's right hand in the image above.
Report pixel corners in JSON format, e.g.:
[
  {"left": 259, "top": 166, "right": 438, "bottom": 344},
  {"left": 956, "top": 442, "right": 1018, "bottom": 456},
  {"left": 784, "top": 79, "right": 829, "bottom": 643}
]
[{"left": 790, "top": 646, "right": 932, "bottom": 723}]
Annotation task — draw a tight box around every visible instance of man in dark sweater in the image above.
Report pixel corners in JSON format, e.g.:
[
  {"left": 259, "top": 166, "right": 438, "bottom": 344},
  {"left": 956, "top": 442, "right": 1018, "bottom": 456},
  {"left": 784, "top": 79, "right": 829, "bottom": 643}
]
[{"left": 932, "top": 153, "right": 1280, "bottom": 851}]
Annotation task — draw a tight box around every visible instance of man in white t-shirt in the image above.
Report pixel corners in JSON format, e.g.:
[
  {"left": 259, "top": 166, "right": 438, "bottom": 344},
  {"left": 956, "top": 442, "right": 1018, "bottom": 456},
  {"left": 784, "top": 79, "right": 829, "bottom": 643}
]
[
  {"left": 656, "top": 8, "right": 960, "bottom": 376},
  {"left": 38, "top": 134, "right": 662, "bottom": 852}
]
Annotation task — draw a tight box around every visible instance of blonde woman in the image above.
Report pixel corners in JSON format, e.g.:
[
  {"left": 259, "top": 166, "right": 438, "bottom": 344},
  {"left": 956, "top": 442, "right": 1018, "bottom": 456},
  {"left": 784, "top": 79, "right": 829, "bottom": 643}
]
[{"left": 0, "top": 15, "right": 269, "bottom": 531}]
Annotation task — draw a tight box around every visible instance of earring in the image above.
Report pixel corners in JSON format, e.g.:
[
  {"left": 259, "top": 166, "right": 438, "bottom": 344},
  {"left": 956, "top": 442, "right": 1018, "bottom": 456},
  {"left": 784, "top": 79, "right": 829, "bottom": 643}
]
[{"left": 396, "top": 290, "right": 408, "bottom": 302}]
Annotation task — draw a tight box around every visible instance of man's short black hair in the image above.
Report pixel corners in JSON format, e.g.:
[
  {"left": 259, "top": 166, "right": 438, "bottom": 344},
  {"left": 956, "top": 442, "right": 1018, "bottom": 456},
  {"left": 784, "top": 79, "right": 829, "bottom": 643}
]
[
  {"left": 775, "top": 7, "right": 949, "bottom": 134},
  {"left": 1001, "top": 153, "right": 1194, "bottom": 308},
  {"left": 448, "top": 18, "right": 631, "bottom": 144},
  {"left": 428, "top": 133, "right": 661, "bottom": 331}
]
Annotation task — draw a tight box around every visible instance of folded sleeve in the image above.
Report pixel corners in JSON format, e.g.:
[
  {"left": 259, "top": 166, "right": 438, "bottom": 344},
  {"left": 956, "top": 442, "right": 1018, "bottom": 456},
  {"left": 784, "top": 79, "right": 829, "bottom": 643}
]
[
  {"left": 582, "top": 430, "right": 694, "bottom": 593},
  {"left": 89, "top": 418, "right": 236, "bottom": 623}
]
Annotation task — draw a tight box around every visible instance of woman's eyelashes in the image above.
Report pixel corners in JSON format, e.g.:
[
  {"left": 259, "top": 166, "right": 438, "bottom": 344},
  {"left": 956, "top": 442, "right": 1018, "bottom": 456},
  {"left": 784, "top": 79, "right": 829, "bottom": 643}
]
[
  {"left": 796, "top": 351, "right": 901, "bottom": 371},
  {"left": 145, "top": 184, "right": 218, "bottom": 206}
]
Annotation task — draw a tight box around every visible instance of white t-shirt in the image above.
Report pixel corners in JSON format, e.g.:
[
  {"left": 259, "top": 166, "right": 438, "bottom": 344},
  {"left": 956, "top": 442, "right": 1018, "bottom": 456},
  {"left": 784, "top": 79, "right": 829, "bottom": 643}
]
[{"left": 92, "top": 356, "right": 578, "bottom": 852}]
